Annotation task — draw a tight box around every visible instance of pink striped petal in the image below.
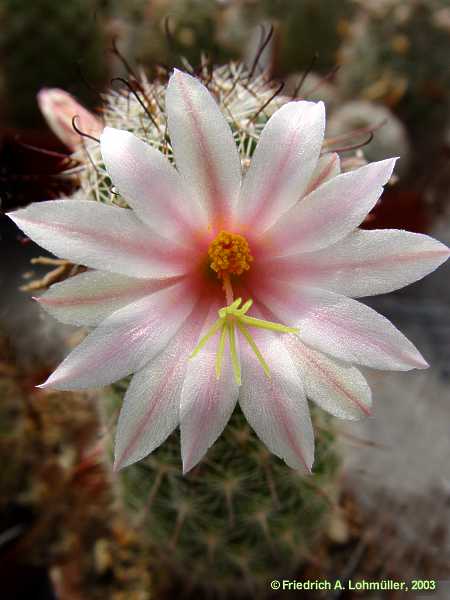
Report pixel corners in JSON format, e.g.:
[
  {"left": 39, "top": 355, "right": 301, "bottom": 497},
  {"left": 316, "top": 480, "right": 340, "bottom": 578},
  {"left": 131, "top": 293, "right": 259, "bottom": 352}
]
[
  {"left": 284, "top": 229, "right": 449, "bottom": 297},
  {"left": 258, "top": 229, "right": 449, "bottom": 298},
  {"left": 261, "top": 285, "right": 428, "bottom": 371},
  {"left": 39, "top": 281, "right": 198, "bottom": 390},
  {"left": 7, "top": 200, "right": 190, "bottom": 278},
  {"left": 236, "top": 101, "right": 325, "bottom": 232},
  {"left": 114, "top": 302, "right": 210, "bottom": 470},
  {"left": 100, "top": 127, "right": 206, "bottom": 244},
  {"left": 38, "top": 270, "right": 179, "bottom": 326},
  {"left": 298, "top": 289, "right": 429, "bottom": 370},
  {"left": 180, "top": 304, "right": 239, "bottom": 474},
  {"left": 303, "top": 152, "right": 340, "bottom": 196},
  {"left": 265, "top": 158, "right": 397, "bottom": 256},
  {"left": 285, "top": 337, "right": 372, "bottom": 420},
  {"left": 166, "top": 70, "right": 242, "bottom": 226},
  {"left": 239, "top": 330, "right": 314, "bottom": 473}
]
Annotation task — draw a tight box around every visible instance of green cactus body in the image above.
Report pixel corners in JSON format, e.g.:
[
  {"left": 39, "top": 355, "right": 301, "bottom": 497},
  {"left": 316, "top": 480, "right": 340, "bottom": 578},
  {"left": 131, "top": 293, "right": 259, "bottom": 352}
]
[
  {"left": 74, "top": 63, "right": 289, "bottom": 205},
  {"left": 63, "top": 63, "right": 343, "bottom": 596},
  {"left": 107, "top": 383, "right": 339, "bottom": 596}
]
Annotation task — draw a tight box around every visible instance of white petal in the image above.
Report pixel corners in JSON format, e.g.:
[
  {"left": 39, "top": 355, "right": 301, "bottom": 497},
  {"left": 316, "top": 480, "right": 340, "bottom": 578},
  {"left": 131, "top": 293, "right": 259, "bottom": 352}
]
[
  {"left": 264, "top": 286, "right": 428, "bottom": 371},
  {"left": 303, "top": 152, "right": 340, "bottom": 196},
  {"left": 114, "top": 303, "right": 209, "bottom": 470},
  {"left": 39, "top": 281, "right": 198, "bottom": 390},
  {"left": 236, "top": 101, "right": 325, "bottom": 231},
  {"left": 239, "top": 330, "right": 314, "bottom": 473},
  {"left": 37, "top": 270, "right": 178, "bottom": 326},
  {"left": 291, "top": 228, "right": 450, "bottom": 297},
  {"left": 266, "top": 158, "right": 397, "bottom": 255},
  {"left": 299, "top": 289, "right": 429, "bottom": 370},
  {"left": 8, "top": 200, "right": 190, "bottom": 278},
  {"left": 285, "top": 337, "right": 372, "bottom": 420},
  {"left": 180, "top": 305, "right": 239, "bottom": 473},
  {"left": 100, "top": 127, "right": 206, "bottom": 243},
  {"left": 166, "top": 69, "right": 242, "bottom": 225}
]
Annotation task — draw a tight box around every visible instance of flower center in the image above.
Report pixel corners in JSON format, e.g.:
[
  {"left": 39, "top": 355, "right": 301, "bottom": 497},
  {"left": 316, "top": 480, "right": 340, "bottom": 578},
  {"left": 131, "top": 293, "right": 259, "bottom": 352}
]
[
  {"left": 191, "top": 233, "right": 297, "bottom": 386},
  {"left": 208, "top": 231, "right": 253, "bottom": 279}
]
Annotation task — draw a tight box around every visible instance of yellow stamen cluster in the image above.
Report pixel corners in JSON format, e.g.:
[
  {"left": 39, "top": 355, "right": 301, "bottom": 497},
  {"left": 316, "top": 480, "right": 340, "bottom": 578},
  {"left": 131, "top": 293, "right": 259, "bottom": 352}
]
[
  {"left": 208, "top": 231, "right": 253, "bottom": 279},
  {"left": 190, "top": 298, "right": 298, "bottom": 385}
]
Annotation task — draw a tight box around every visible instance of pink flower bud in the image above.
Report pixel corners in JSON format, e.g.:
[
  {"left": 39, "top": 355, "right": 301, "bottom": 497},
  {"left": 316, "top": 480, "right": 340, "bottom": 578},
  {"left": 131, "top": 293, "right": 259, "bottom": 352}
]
[{"left": 37, "top": 88, "right": 103, "bottom": 150}]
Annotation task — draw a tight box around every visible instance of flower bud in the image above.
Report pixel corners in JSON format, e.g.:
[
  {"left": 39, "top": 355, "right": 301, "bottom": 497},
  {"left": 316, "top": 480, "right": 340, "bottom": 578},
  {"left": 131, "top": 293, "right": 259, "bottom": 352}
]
[{"left": 37, "top": 88, "right": 103, "bottom": 150}]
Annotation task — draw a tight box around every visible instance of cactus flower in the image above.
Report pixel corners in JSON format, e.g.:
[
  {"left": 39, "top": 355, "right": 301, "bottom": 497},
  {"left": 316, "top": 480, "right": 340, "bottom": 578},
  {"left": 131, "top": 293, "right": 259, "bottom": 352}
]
[{"left": 10, "top": 70, "right": 449, "bottom": 474}]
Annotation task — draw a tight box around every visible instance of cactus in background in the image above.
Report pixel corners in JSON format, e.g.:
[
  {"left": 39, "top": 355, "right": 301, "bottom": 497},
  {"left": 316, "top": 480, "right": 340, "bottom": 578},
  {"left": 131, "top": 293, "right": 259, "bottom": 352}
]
[
  {"left": 54, "top": 62, "right": 343, "bottom": 597},
  {"left": 327, "top": 100, "right": 411, "bottom": 177},
  {"left": 110, "top": 0, "right": 242, "bottom": 72},
  {"left": 0, "top": 332, "right": 152, "bottom": 600},
  {"left": 0, "top": 0, "right": 108, "bottom": 128},
  {"left": 337, "top": 0, "right": 450, "bottom": 141},
  {"left": 243, "top": 0, "right": 355, "bottom": 76},
  {"left": 110, "top": 0, "right": 355, "bottom": 78}
]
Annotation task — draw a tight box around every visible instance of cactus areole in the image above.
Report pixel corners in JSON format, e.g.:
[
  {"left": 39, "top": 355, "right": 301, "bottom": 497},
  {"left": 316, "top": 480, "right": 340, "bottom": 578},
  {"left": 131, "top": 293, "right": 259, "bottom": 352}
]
[{"left": 8, "top": 68, "right": 449, "bottom": 475}]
